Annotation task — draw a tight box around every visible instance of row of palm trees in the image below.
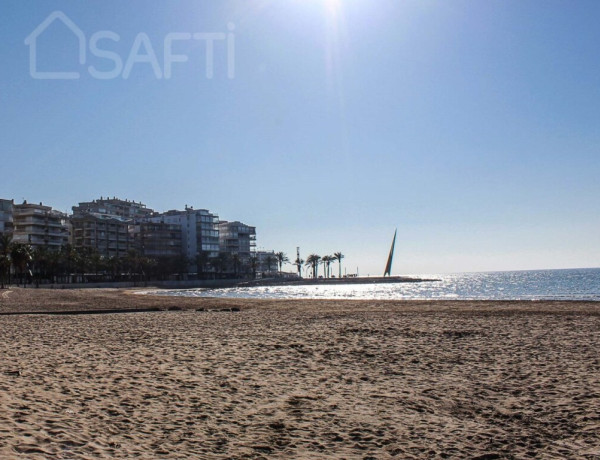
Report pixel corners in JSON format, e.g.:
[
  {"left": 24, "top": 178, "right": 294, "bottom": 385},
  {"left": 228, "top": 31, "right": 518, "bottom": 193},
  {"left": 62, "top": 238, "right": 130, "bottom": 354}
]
[
  {"left": 288, "top": 251, "right": 345, "bottom": 279},
  {"left": 0, "top": 234, "right": 195, "bottom": 287},
  {"left": 0, "top": 235, "right": 295, "bottom": 287},
  {"left": 260, "top": 251, "right": 346, "bottom": 279},
  {"left": 198, "top": 251, "right": 262, "bottom": 278},
  {"left": 0, "top": 233, "right": 346, "bottom": 286},
  {"left": 0, "top": 234, "right": 32, "bottom": 288},
  {"left": 304, "top": 252, "right": 345, "bottom": 278}
]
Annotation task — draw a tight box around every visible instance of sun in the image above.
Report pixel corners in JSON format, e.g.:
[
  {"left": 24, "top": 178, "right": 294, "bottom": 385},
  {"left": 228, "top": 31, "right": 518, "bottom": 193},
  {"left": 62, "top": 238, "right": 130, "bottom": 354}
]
[{"left": 324, "top": 0, "right": 342, "bottom": 15}]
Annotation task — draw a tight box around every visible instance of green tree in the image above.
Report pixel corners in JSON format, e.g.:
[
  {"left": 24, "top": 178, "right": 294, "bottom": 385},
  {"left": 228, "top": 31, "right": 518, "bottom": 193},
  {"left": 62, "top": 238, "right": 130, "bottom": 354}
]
[{"left": 334, "top": 252, "right": 345, "bottom": 278}]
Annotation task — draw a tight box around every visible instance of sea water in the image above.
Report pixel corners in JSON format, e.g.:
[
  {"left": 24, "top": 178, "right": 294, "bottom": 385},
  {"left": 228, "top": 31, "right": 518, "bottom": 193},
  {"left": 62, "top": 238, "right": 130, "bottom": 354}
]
[{"left": 150, "top": 268, "right": 600, "bottom": 301}]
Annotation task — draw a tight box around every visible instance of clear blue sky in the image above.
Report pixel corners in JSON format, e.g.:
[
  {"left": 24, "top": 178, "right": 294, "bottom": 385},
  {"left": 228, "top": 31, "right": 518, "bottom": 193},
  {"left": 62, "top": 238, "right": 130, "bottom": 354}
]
[{"left": 1, "top": 0, "right": 599, "bottom": 274}]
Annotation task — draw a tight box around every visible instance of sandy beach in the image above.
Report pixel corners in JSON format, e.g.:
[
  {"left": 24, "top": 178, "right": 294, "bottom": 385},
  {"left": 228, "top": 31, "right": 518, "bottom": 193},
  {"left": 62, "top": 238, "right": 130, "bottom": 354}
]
[{"left": 0, "top": 289, "right": 599, "bottom": 459}]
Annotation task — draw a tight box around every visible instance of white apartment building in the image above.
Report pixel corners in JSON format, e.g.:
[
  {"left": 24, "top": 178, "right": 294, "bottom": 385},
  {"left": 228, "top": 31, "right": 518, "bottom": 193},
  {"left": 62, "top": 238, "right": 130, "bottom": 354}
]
[
  {"left": 256, "top": 250, "right": 277, "bottom": 274},
  {"left": 218, "top": 221, "right": 256, "bottom": 261},
  {"left": 11, "top": 201, "right": 69, "bottom": 249},
  {"left": 148, "top": 206, "right": 219, "bottom": 271},
  {"left": 72, "top": 197, "right": 154, "bottom": 220}
]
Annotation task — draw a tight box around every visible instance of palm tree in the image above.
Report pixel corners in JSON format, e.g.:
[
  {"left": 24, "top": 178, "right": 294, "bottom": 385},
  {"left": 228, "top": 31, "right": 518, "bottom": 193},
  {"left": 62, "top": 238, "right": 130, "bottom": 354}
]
[
  {"left": 265, "top": 255, "right": 276, "bottom": 274},
  {"left": 10, "top": 243, "right": 32, "bottom": 287},
  {"left": 75, "top": 246, "right": 96, "bottom": 280},
  {"left": 232, "top": 253, "right": 241, "bottom": 277},
  {"left": 211, "top": 252, "right": 230, "bottom": 277},
  {"left": 196, "top": 250, "right": 210, "bottom": 278},
  {"left": 124, "top": 249, "right": 142, "bottom": 280},
  {"left": 293, "top": 257, "right": 304, "bottom": 278},
  {"left": 59, "top": 244, "right": 79, "bottom": 282},
  {"left": 323, "top": 255, "right": 335, "bottom": 278},
  {"left": 305, "top": 254, "right": 321, "bottom": 279},
  {"left": 106, "top": 256, "right": 121, "bottom": 281},
  {"left": 31, "top": 246, "right": 50, "bottom": 286},
  {"left": 173, "top": 254, "right": 190, "bottom": 279},
  {"left": 334, "top": 252, "right": 345, "bottom": 278},
  {"left": 0, "top": 233, "right": 12, "bottom": 256},
  {"left": 0, "top": 255, "right": 9, "bottom": 289},
  {"left": 139, "top": 256, "right": 156, "bottom": 283},
  {"left": 275, "top": 251, "right": 289, "bottom": 274},
  {"left": 249, "top": 255, "right": 258, "bottom": 279},
  {"left": 88, "top": 249, "right": 103, "bottom": 276},
  {"left": 45, "top": 249, "right": 61, "bottom": 283},
  {"left": 0, "top": 234, "right": 12, "bottom": 288}
]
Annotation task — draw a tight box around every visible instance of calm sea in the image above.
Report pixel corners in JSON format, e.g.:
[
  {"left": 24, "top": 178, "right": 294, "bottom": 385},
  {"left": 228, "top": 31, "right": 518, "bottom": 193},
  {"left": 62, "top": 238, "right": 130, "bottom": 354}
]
[{"left": 152, "top": 268, "right": 600, "bottom": 301}]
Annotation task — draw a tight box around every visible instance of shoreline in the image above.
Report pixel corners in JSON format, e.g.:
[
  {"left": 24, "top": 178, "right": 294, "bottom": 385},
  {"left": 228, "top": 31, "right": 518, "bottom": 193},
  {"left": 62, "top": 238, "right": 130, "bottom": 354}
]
[
  {"left": 0, "top": 275, "right": 439, "bottom": 292},
  {"left": 1, "top": 287, "right": 599, "bottom": 315}
]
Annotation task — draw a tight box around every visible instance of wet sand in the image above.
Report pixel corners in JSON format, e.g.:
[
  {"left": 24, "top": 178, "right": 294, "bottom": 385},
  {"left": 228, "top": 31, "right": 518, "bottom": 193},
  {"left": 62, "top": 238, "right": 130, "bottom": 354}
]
[{"left": 0, "top": 289, "right": 599, "bottom": 459}]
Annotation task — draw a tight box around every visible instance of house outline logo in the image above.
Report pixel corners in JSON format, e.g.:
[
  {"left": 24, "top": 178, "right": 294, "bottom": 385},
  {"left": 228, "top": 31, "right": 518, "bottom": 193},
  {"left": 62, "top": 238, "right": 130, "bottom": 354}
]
[
  {"left": 24, "top": 11, "right": 236, "bottom": 81},
  {"left": 24, "top": 11, "right": 86, "bottom": 80}
]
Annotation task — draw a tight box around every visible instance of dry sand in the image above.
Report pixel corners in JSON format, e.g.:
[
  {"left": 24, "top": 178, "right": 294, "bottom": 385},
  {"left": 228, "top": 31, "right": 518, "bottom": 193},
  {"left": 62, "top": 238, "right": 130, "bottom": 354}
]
[{"left": 0, "top": 288, "right": 599, "bottom": 459}]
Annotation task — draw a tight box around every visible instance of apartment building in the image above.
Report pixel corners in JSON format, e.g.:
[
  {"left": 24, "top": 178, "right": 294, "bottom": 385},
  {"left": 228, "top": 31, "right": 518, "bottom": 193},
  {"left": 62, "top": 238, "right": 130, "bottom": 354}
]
[
  {"left": 70, "top": 198, "right": 155, "bottom": 258},
  {"left": 256, "top": 250, "right": 277, "bottom": 274},
  {"left": 11, "top": 201, "right": 69, "bottom": 249},
  {"left": 130, "top": 222, "right": 183, "bottom": 258},
  {"left": 148, "top": 206, "right": 219, "bottom": 271},
  {"left": 0, "top": 199, "right": 13, "bottom": 235},
  {"left": 218, "top": 221, "right": 256, "bottom": 262},
  {"left": 71, "top": 213, "right": 134, "bottom": 259},
  {"left": 72, "top": 197, "right": 154, "bottom": 220}
]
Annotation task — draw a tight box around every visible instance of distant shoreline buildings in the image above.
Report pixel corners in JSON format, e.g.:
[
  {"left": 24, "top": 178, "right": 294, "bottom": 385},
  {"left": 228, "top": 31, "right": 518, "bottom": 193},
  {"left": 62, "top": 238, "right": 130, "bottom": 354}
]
[{"left": 0, "top": 196, "right": 279, "bottom": 279}]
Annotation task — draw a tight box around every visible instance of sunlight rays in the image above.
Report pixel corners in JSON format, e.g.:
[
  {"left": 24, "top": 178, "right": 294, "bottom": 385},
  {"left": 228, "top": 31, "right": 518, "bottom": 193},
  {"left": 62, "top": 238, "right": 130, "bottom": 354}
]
[{"left": 321, "top": 0, "right": 349, "bottom": 156}]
